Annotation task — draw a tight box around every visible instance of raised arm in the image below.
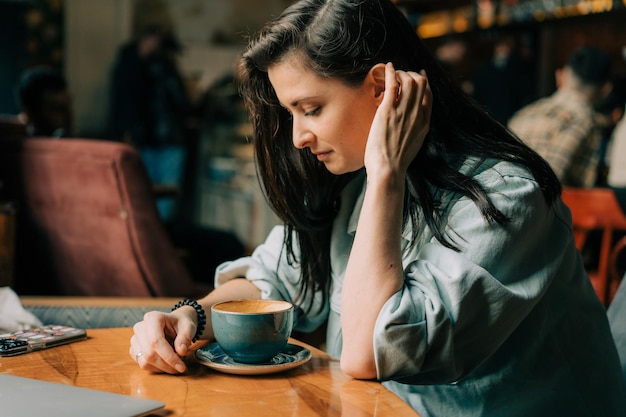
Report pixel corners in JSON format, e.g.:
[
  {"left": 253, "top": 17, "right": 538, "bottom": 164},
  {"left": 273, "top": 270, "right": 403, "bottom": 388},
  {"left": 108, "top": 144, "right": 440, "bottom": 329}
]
[{"left": 340, "top": 63, "right": 432, "bottom": 378}]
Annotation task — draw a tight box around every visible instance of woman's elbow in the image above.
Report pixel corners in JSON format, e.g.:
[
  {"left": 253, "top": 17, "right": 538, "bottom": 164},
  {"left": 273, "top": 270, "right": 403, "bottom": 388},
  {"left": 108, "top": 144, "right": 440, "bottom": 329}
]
[{"left": 340, "top": 355, "right": 378, "bottom": 379}]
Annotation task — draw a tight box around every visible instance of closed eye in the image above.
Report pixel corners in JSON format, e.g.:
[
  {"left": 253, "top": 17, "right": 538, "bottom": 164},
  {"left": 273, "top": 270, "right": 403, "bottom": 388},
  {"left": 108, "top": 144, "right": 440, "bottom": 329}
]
[{"left": 304, "top": 107, "right": 321, "bottom": 116}]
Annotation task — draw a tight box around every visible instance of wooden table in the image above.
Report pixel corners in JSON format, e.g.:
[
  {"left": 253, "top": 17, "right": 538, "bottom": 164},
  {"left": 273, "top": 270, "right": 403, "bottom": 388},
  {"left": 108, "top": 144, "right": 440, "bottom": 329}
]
[{"left": 1, "top": 327, "right": 419, "bottom": 416}]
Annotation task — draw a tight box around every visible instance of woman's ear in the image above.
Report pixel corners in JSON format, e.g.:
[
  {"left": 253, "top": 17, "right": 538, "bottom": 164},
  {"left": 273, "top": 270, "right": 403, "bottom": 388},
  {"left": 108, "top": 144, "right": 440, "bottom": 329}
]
[{"left": 367, "top": 63, "right": 387, "bottom": 102}]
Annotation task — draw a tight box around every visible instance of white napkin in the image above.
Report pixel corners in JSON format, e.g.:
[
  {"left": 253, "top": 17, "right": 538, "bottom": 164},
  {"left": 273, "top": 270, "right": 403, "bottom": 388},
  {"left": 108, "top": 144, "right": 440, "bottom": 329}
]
[{"left": 0, "top": 287, "right": 42, "bottom": 333}]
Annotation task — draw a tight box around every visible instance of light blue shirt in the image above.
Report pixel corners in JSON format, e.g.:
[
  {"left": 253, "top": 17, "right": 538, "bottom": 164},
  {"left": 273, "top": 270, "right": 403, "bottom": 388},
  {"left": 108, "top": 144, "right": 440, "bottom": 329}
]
[{"left": 215, "top": 158, "right": 626, "bottom": 416}]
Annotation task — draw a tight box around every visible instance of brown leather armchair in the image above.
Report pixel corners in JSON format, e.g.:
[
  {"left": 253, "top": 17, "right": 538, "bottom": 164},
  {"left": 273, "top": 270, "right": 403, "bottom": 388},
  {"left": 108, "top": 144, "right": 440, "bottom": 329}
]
[{"left": 0, "top": 137, "right": 208, "bottom": 298}]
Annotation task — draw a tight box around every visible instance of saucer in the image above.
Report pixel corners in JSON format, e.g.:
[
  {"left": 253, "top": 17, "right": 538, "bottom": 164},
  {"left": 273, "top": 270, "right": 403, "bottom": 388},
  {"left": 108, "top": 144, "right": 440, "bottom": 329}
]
[{"left": 195, "top": 343, "right": 312, "bottom": 375}]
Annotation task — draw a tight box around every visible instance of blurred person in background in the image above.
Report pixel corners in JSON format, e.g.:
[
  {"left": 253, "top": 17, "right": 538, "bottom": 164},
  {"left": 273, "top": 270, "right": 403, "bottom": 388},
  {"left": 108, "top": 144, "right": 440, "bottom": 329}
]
[
  {"left": 508, "top": 46, "right": 610, "bottom": 187},
  {"left": 595, "top": 76, "right": 626, "bottom": 187},
  {"left": 16, "top": 66, "right": 73, "bottom": 138},
  {"left": 108, "top": 26, "right": 190, "bottom": 221},
  {"left": 605, "top": 79, "right": 626, "bottom": 213},
  {"left": 472, "top": 34, "right": 535, "bottom": 125}
]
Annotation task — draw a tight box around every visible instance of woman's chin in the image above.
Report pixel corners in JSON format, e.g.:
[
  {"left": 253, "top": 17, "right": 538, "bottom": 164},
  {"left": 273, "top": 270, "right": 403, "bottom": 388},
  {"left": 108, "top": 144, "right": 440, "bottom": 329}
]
[{"left": 324, "top": 163, "right": 364, "bottom": 176}]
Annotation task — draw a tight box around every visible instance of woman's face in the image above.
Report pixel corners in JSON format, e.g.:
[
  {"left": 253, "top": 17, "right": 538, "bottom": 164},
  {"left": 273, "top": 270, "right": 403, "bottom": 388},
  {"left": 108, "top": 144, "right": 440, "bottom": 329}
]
[{"left": 268, "top": 55, "right": 379, "bottom": 175}]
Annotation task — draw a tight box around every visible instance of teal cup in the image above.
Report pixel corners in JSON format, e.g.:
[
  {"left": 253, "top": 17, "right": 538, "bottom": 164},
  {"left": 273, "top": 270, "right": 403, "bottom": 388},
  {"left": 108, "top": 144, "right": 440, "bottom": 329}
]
[{"left": 211, "top": 299, "right": 294, "bottom": 364}]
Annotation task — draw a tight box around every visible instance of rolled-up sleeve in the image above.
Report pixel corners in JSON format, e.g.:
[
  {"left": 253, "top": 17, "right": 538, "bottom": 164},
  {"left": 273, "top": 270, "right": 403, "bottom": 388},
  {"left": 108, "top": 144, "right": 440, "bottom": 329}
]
[
  {"left": 215, "top": 225, "right": 328, "bottom": 332},
  {"left": 374, "top": 167, "right": 572, "bottom": 383}
]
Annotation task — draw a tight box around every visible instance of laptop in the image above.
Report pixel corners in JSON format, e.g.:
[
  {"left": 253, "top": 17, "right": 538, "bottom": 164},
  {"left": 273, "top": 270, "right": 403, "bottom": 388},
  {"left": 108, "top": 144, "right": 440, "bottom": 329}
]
[{"left": 0, "top": 374, "right": 165, "bottom": 417}]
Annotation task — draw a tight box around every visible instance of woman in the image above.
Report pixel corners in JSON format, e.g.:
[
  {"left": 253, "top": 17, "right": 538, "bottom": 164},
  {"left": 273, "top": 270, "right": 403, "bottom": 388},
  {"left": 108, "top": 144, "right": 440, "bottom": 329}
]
[{"left": 130, "top": 1, "right": 626, "bottom": 415}]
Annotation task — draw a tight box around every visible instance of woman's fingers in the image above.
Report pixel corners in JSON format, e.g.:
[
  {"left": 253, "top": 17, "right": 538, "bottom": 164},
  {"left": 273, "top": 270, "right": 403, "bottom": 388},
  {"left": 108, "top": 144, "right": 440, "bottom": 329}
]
[
  {"left": 129, "top": 312, "right": 191, "bottom": 374},
  {"left": 394, "top": 68, "right": 431, "bottom": 142},
  {"left": 396, "top": 70, "right": 427, "bottom": 110},
  {"left": 130, "top": 335, "right": 179, "bottom": 374},
  {"left": 419, "top": 71, "right": 433, "bottom": 122}
]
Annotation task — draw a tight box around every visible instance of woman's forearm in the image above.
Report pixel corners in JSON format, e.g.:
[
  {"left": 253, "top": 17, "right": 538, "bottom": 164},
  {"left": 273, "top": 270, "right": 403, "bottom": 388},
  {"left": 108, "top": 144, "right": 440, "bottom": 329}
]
[{"left": 340, "top": 174, "right": 406, "bottom": 378}]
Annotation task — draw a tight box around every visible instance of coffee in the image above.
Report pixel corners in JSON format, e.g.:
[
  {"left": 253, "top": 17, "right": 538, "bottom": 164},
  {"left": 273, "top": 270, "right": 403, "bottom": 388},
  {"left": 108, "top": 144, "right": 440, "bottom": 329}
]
[
  {"left": 211, "top": 299, "right": 294, "bottom": 364},
  {"left": 213, "top": 299, "right": 292, "bottom": 314}
]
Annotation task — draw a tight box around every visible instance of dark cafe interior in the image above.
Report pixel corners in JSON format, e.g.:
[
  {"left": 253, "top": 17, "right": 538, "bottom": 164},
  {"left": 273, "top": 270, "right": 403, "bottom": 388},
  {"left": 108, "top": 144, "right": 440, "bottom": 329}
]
[{"left": 1, "top": 0, "right": 626, "bottom": 416}]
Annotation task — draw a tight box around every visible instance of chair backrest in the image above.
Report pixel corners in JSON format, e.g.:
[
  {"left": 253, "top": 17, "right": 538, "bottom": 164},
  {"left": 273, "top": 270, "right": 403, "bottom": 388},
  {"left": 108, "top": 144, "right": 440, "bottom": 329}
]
[
  {"left": 561, "top": 187, "right": 626, "bottom": 305},
  {"left": 562, "top": 187, "right": 626, "bottom": 229},
  {"left": 0, "top": 137, "right": 206, "bottom": 297}
]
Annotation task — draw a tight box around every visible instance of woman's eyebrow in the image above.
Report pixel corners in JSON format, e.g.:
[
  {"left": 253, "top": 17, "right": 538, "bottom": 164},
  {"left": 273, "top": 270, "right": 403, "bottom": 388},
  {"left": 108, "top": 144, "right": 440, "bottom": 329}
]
[{"left": 290, "top": 95, "right": 321, "bottom": 107}]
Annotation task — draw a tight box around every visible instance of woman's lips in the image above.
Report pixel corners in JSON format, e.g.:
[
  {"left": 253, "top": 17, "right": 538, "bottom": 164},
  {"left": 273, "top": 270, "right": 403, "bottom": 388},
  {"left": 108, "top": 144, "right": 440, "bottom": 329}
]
[{"left": 314, "top": 151, "right": 331, "bottom": 161}]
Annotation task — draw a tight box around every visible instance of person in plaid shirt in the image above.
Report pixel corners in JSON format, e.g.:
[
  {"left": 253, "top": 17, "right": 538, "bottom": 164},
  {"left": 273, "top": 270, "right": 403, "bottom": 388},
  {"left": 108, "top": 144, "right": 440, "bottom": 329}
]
[{"left": 508, "top": 46, "right": 610, "bottom": 187}]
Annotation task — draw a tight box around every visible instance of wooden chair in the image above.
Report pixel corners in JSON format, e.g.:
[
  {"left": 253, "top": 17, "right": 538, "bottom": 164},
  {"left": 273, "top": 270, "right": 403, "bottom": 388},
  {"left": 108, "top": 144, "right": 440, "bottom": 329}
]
[
  {"left": 0, "top": 137, "right": 208, "bottom": 298},
  {"left": 561, "top": 187, "right": 626, "bottom": 307}
]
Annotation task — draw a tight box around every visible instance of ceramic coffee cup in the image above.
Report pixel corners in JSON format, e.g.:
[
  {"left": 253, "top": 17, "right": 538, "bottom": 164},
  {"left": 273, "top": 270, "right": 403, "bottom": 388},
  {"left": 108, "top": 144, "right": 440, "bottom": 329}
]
[{"left": 211, "top": 299, "right": 294, "bottom": 364}]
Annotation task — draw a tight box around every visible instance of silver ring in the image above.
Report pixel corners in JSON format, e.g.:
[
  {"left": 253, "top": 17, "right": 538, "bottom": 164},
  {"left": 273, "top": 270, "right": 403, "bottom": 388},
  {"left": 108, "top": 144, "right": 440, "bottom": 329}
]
[{"left": 135, "top": 351, "right": 143, "bottom": 362}]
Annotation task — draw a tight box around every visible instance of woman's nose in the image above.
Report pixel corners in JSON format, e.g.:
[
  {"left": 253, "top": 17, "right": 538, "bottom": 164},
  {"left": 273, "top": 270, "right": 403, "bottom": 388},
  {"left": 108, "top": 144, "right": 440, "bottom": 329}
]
[{"left": 292, "top": 118, "right": 314, "bottom": 149}]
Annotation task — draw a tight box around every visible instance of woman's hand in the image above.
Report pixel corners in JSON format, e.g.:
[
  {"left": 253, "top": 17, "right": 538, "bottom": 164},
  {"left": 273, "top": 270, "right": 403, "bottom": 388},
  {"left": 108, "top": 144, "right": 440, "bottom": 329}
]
[
  {"left": 129, "top": 279, "right": 262, "bottom": 374},
  {"left": 365, "top": 62, "right": 432, "bottom": 180},
  {"left": 129, "top": 307, "right": 197, "bottom": 374}
]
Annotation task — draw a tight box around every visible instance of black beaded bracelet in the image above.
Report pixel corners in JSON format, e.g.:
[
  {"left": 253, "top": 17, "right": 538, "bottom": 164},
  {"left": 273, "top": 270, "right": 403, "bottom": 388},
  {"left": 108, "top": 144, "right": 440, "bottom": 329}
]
[{"left": 171, "top": 299, "right": 206, "bottom": 342}]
